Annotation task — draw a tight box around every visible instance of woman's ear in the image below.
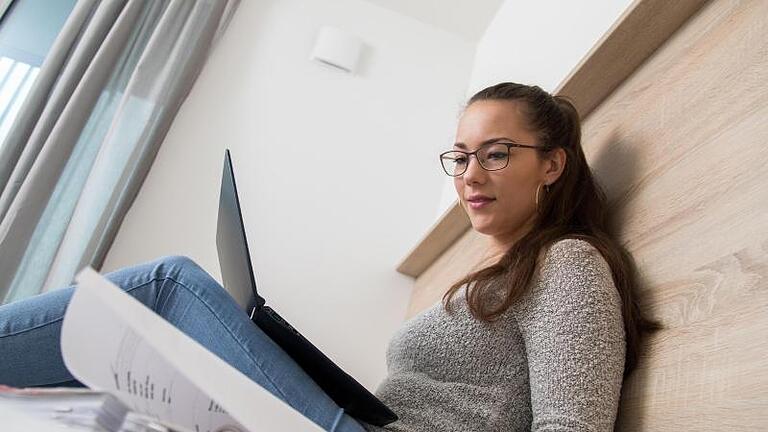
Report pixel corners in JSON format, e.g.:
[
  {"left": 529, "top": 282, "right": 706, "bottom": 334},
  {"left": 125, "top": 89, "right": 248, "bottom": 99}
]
[{"left": 544, "top": 148, "right": 566, "bottom": 185}]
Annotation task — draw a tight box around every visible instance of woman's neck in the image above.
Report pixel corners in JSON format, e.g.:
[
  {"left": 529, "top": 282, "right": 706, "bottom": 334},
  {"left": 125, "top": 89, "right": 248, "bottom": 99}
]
[{"left": 486, "top": 216, "right": 537, "bottom": 263}]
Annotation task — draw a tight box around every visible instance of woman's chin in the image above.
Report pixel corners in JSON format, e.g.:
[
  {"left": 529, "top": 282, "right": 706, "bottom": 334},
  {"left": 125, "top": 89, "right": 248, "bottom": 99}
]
[{"left": 468, "top": 219, "right": 497, "bottom": 236}]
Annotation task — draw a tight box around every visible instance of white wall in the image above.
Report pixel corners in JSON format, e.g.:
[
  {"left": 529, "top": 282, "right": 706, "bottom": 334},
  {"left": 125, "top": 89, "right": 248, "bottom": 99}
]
[
  {"left": 101, "top": 0, "right": 474, "bottom": 408},
  {"left": 436, "top": 0, "right": 635, "bottom": 217},
  {"left": 361, "top": 0, "right": 504, "bottom": 43}
]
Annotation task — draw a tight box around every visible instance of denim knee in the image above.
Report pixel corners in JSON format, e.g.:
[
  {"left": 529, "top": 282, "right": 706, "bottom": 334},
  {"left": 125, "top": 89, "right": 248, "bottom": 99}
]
[
  {"left": 154, "top": 254, "right": 201, "bottom": 270},
  {"left": 151, "top": 255, "right": 206, "bottom": 280},
  {"left": 148, "top": 255, "right": 224, "bottom": 300}
]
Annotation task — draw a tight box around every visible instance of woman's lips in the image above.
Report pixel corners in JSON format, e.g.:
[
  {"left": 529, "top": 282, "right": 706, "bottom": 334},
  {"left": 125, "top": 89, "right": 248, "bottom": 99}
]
[{"left": 467, "top": 198, "right": 494, "bottom": 210}]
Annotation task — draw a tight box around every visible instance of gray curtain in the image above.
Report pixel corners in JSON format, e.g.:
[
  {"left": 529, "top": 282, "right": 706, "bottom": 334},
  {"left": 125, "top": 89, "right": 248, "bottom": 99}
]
[{"left": 0, "top": 0, "right": 239, "bottom": 303}]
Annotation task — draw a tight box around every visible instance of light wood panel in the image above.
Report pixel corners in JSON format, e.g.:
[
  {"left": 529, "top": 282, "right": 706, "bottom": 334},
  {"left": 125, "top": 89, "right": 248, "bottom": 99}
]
[
  {"left": 582, "top": 0, "right": 768, "bottom": 428},
  {"left": 400, "top": 0, "right": 768, "bottom": 429},
  {"left": 558, "top": 0, "right": 709, "bottom": 118}
]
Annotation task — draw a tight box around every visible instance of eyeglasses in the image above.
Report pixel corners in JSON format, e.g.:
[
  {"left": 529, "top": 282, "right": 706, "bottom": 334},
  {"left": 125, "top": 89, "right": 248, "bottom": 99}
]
[{"left": 439, "top": 141, "right": 548, "bottom": 177}]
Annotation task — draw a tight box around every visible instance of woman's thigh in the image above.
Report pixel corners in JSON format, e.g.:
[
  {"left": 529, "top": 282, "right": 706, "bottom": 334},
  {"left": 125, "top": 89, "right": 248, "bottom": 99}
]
[{"left": 0, "top": 255, "right": 366, "bottom": 432}]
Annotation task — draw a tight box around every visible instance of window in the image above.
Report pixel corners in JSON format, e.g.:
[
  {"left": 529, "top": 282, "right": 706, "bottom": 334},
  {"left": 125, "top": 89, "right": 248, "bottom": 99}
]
[{"left": 0, "top": 0, "right": 76, "bottom": 149}]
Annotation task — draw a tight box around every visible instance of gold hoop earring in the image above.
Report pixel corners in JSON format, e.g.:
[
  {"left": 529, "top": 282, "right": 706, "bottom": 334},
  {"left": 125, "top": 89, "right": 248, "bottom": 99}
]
[{"left": 535, "top": 183, "right": 550, "bottom": 213}]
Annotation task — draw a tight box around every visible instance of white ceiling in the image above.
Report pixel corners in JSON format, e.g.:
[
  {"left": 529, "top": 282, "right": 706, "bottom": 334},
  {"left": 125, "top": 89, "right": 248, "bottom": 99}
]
[{"left": 361, "top": 0, "right": 505, "bottom": 42}]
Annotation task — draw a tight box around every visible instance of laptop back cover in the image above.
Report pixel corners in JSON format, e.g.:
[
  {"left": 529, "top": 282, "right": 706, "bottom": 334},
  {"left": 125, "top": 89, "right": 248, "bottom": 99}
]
[{"left": 216, "top": 149, "right": 264, "bottom": 311}]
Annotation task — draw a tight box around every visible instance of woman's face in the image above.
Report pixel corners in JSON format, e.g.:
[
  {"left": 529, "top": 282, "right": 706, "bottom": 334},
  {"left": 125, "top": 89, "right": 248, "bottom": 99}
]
[{"left": 452, "top": 100, "right": 560, "bottom": 249}]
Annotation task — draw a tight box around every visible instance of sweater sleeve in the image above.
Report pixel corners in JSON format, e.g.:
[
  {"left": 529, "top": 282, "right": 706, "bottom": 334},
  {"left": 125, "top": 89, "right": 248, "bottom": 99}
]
[{"left": 513, "top": 239, "right": 626, "bottom": 432}]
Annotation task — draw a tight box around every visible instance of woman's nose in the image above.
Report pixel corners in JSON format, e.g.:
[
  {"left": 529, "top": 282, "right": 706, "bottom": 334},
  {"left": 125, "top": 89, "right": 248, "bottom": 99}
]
[{"left": 462, "top": 155, "right": 486, "bottom": 184}]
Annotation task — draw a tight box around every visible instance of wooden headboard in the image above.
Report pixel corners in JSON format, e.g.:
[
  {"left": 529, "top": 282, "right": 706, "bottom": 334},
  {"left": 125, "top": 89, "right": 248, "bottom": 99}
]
[{"left": 396, "top": 0, "right": 768, "bottom": 429}]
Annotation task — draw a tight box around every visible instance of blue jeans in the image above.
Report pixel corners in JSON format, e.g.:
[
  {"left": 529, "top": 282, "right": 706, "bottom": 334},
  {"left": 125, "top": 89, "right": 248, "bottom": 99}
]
[{"left": 0, "top": 255, "right": 367, "bottom": 432}]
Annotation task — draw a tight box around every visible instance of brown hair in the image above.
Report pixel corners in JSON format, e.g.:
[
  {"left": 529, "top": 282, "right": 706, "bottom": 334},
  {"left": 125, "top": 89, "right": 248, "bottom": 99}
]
[{"left": 442, "top": 82, "right": 661, "bottom": 377}]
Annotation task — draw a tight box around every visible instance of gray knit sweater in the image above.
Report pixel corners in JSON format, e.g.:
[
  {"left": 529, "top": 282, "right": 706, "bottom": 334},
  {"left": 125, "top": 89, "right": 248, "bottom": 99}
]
[{"left": 361, "top": 238, "right": 626, "bottom": 432}]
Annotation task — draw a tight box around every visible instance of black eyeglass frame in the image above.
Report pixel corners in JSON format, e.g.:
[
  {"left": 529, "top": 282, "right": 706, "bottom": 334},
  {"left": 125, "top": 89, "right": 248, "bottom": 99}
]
[{"left": 439, "top": 142, "right": 550, "bottom": 177}]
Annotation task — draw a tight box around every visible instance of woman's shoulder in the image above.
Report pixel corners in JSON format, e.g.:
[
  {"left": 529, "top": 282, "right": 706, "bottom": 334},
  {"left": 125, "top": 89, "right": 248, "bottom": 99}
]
[
  {"left": 517, "top": 237, "right": 618, "bottom": 316},
  {"left": 537, "top": 237, "right": 610, "bottom": 279},
  {"left": 541, "top": 236, "right": 602, "bottom": 257}
]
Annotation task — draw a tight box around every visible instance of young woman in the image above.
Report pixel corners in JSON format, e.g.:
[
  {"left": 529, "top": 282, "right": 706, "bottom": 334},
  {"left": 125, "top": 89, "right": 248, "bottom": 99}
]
[{"left": 0, "top": 82, "right": 658, "bottom": 431}]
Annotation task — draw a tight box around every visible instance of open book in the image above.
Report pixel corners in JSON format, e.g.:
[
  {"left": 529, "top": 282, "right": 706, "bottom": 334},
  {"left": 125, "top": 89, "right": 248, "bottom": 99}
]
[{"left": 52, "top": 266, "right": 323, "bottom": 432}]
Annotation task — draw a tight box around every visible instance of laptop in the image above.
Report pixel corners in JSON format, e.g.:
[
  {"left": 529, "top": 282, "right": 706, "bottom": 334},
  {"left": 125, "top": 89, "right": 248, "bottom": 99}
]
[{"left": 215, "top": 149, "right": 398, "bottom": 427}]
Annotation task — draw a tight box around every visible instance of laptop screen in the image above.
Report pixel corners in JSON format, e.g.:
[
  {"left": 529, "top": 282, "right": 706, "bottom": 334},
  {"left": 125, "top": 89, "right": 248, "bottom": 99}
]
[{"left": 216, "top": 149, "right": 264, "bottom": 312}]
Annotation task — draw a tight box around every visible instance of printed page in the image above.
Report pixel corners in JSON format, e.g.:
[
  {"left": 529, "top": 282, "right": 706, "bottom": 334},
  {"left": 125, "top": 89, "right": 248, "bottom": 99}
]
[{"left": 61, "top": 267, "right": 322, "bottom": 432}]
